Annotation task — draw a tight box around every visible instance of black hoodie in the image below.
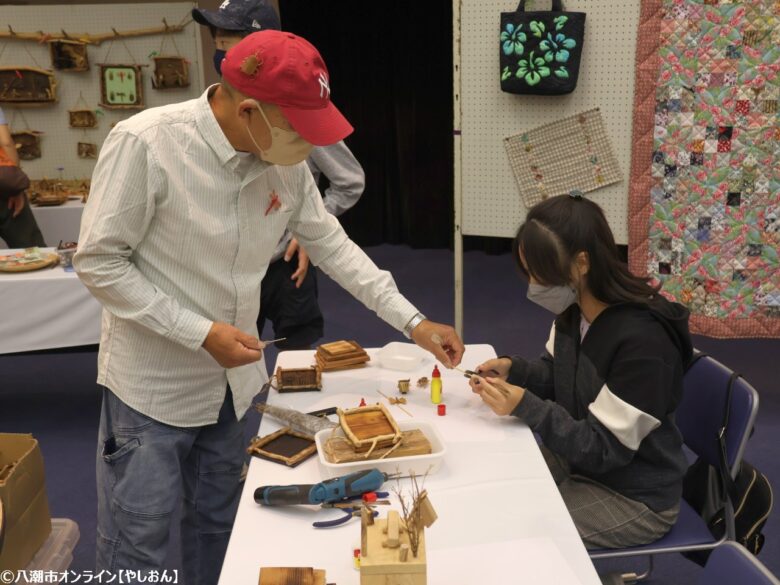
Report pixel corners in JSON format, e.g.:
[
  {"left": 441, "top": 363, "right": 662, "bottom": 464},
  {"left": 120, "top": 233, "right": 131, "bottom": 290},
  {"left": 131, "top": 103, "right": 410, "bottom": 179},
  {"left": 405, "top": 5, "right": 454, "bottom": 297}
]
[{"left": 509, "top": 296, "right": 693, "bottom": 512}]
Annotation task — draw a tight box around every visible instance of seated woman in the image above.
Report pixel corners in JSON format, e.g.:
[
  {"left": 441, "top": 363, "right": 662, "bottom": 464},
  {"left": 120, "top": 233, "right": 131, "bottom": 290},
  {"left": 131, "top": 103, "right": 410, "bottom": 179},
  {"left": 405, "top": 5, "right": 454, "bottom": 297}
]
[{"left": 470, "top": 193, "right": 692, "bottom": 549}]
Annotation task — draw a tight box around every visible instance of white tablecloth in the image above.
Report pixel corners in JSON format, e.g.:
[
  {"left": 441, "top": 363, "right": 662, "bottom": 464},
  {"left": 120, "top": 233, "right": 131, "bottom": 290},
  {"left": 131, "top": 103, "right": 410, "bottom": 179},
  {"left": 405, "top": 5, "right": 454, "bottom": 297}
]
[
  {"left": 219, "top": 345, "right": 601, "bottom": 585},
  {"left": 0, "top": 248, "right": 101, "bottom": 353},
  {"left": 0, "top": 200, "right": 84, "bottom": 249}
]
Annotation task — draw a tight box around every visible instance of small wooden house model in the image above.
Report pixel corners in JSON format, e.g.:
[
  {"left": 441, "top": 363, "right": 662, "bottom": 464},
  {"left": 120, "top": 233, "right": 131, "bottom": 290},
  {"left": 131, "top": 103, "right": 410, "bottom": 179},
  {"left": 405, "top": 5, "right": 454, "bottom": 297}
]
[
  {"left": 11, "top": 131, "right": 43, "bottom": 160},
  {"left": 0, "top": 67, "right": 57, "bottom": 105},
  {"left": 151, "top": 56, "right": 190, "bottom": 89},
  {"left": 69, "top": 109, "right": 97, "bottom": 128},
  {"left": 49, "top": 40, "right": 89, "bottom": 72},
  {"left": 274, "top": 366, "right": 322, "bottom": 393}
]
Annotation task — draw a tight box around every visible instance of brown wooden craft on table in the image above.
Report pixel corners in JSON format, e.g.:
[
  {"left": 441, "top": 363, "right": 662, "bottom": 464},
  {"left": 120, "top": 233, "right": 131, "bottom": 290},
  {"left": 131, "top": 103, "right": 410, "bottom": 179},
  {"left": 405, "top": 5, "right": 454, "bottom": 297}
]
[
  {"left": 151, "top": 56, "right": 190, "bottom": 90},
  {"left": 323, "top": 429, "right": 432, "bottom": 464},
  {"left": 69, "top": 109, "right": 97, "bottom": 129},
  {"left": 338, "top": 403, "right": 401, "bottom": 454},
  {"left": 275, "top": 366, "right": 322, "bottom": 393},
  {"left": 258, "top": 567, "right": 326, "bottom": 585},
  {"left": 49, "top": 40, "right": 89, "bottom": 72},
  {"left": 315, "top": 340, "right": 370, "bottom": 372},
  {"left": 360, "top": 489, "right": 438, "bottom": 585},
  {"left": 246, "top": 427, "right": 316, "bottom": 468},
  {"left": 0, "top": 67, "right": 57, "bottom": 106},
  {"left": 29, "top": 179, "right": 90, "bottom": 205}
]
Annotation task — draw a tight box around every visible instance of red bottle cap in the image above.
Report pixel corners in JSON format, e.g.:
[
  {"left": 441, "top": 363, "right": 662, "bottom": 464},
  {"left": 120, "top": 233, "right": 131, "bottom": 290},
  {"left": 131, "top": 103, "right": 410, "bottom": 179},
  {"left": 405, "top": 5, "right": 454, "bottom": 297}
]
[
  {"left": 354, "top": 548, "right": 361, "bottom": 557},
  {"left": 438, "top": 404, "right": 446, "bottom": 416},
  {"left": 432, "top": 365, "right": 441, "bottom": 378},
  {"left": 359, "top": 398, "right": 367, "bottom": 407},
  {"left": 362, "top": 492, "right": 377, "bottom": 503}
]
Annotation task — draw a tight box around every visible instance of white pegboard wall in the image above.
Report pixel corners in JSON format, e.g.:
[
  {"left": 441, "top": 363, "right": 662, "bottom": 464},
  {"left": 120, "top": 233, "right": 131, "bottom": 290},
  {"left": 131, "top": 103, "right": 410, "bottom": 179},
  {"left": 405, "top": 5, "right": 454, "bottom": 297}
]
[
  {"left": 459, "top": 0, "right": 640, "bottom": 244},
  {"left": 1, "top": 2, "right": 203, "bottom": 181}
]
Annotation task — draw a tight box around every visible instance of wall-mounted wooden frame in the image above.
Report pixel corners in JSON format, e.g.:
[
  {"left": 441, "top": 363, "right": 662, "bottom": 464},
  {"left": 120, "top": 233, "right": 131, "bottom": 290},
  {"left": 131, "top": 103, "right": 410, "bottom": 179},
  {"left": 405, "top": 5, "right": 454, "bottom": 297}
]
[
  {"left": 77, "top": 142, "right": 98, "bottom": 159},
  {"left": 11, "top": 131, "right": 43, "bottom": 160},
  {"left": 68, "top": 109, "right": 97, "bottom": 129},
  {"left": 246, "top": 427, "right": 317, "bottom": 467},
  {"left": 0, "top": 67, "right": 57, "bottom": 106},
  {"left": 338, "top": 403, "right": 402, "bottom": 453},
  {"left": 275, "top": 366, "right": 322, "bottom": 393},
  {"left": 49, "top": 40, "right": 89, "bottom": 72},
  {"left": 98, "top": 64, "right": 144, "bottom": 110},
  {"left": 151, "top": 56, "right": 190, "bottom": 90}
]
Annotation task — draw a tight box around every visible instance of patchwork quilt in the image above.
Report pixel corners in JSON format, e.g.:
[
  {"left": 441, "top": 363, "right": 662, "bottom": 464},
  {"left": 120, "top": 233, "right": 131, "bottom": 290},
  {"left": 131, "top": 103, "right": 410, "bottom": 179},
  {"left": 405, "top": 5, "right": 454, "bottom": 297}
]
[{"left": 629, "top": 0, "right": 780, "bottom": 338}]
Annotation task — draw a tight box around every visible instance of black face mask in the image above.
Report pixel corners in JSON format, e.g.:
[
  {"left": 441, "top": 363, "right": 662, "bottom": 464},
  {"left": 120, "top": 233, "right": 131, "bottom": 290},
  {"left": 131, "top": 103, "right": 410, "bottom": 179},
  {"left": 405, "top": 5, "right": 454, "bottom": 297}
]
[{"left": 213, "top": 49, "right": 226, "bottom": 76}]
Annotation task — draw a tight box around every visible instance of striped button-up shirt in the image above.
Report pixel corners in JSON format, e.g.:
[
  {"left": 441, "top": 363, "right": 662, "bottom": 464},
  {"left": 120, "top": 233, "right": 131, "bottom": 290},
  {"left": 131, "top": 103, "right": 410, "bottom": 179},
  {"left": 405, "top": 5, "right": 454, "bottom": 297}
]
[{"left": 75, "top": 87, "right": 418, "bottom": 427}]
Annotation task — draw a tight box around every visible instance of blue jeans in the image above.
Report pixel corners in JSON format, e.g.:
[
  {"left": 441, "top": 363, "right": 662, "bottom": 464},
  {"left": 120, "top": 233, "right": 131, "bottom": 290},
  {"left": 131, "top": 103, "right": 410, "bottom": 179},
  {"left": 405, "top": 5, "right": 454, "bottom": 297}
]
[{"left": 96, "top": 387, "right": 245, "bottom": 585}]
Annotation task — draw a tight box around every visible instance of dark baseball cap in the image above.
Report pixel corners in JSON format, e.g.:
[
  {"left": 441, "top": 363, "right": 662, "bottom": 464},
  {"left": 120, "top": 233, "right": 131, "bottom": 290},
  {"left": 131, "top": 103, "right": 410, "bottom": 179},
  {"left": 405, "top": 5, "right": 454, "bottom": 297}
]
[{"left": 192, "top": 0, "right": 281, "bottom": 34}]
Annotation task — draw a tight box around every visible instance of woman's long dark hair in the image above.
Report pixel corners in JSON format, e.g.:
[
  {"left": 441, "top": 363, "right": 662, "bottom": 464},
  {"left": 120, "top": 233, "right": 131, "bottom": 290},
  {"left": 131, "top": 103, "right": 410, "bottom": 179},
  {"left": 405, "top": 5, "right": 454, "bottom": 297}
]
[{"left": 513, "top": 195, "right": 659, "bottom": 305}]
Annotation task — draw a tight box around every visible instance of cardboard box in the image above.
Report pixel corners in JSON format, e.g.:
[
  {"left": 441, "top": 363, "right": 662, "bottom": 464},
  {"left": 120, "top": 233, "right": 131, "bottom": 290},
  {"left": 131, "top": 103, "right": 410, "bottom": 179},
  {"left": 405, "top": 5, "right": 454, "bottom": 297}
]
[{"left": 0, "top": 434, "right": 51, "bottom": 570}]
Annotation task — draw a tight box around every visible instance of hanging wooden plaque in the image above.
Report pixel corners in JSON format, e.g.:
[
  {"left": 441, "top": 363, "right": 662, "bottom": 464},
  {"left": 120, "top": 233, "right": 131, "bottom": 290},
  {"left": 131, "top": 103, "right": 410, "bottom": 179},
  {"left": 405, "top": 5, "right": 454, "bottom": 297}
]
[
  {"left": 11, "top": 131, "right": 43, "bottom": 160},
  {"left": 151, "top": 56, "right": 190, "bottom": 90},
  {"left": 68, "top": 109, "right": 97, "bottom": 128},
  {"left": 77, "top": 142, "right": 98, "bottom": 159},
  {"left": 99, "top": 64, "right": 144, "bottom": 109},
  {"left": 49, "top": 40, "right": 89, "bottom": 72},
  {"left": 0, "top": 67, "right": 57, "bottom": 106}
]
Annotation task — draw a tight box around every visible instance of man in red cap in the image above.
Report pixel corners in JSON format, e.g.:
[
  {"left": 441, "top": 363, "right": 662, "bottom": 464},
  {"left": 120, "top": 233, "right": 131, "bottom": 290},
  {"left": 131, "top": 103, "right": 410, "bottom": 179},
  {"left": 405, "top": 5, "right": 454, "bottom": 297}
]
[{"left": 75, "top": 30, "right": 464, "bottom": 584}]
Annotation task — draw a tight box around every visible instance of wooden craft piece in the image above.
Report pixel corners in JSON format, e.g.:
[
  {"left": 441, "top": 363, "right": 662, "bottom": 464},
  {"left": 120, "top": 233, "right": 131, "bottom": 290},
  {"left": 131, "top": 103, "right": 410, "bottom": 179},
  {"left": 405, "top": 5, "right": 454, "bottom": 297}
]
[
  {"left": 0, "top": 67, "right": 57, "bottom": 105},
  {"left": 11, "top": 131, "right": 43, "bottom": 160},
  {"left": 258, "top": 567, "right": 326, "bottom": 585},
  {"left": 275, "top": 366, "right": 322, "bottom": 393},
  {"left": 29, "top": 178, "right": 90, "bottom": 204},
  {"left": 323, "top": 429, "right": 432, "bottom": 464},
  {"left": 69, "top": 109, "right": 97, "bottom": 128},
  {"left": 0, "top": 250, "right": 59, "bottom": 273},
  {"left": 338, "top": 403, "right": 402, "bottom": 453},
  {"left": 315, "top": 339, "right": 370, "bottom": 371},
  {"left": 397, "top": 379, "right": 410, "bottom": 394},
  {"left": 151, "top": 56, "right": 190, "bottom": 89},
  {"left": 416, "top": 377, "right": 429, "bottom": 389},
  {"left": 77, "top": 142, "right": 98, "bottom": 159},
  {"left": 49, "top": 40, "right": 89, "bottom": 72},
  {"left": 247, "top": 427, "right": 316, "bottom": 467},
  {"left": 99, "top": 64, "right": 144, "bottom": 109}
]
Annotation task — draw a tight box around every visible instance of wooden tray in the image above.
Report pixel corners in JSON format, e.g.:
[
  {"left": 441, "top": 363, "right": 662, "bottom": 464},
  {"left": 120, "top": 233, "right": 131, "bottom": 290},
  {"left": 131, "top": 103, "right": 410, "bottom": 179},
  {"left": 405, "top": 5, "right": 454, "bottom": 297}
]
[
  {"left": 315, "top": 353, "right": 370, "bottom": 372},
  {"left": 318, "top": 339, "right": 365, "bottom": 358},
  {"left": 0, "top": 251, "right": 59, "bottom": 273},
  {"left": 247, "top": 427, "right": 317, "bottom": 467},
  {"left": 338, "top": 403, "right": 402, "bottom": 453}
]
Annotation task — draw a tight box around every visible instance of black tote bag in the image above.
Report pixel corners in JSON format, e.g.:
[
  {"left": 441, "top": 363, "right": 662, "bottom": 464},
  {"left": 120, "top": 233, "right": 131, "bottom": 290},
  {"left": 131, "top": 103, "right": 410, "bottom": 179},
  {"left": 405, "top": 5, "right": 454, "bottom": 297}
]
[{"left": 500, "top": 0, "right": 586, "bottom": 95}]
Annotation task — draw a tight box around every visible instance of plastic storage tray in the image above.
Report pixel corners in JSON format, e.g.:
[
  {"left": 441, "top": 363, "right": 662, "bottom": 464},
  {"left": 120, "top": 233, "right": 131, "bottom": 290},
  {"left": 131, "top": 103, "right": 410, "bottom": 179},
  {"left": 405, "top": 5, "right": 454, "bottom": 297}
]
[
  {"left": 315, "top": 420, "right": 446, "bottom": 479},
  {"left": 21, "top": 518, "right": 80, "bottom": 581}
]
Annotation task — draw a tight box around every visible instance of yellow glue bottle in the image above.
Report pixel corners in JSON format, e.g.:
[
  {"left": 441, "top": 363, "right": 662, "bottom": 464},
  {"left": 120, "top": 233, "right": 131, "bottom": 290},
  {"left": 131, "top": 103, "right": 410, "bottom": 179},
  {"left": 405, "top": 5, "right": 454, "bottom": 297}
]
[{"left": 430, "top": 365, "right": 442, "bottom": 404}]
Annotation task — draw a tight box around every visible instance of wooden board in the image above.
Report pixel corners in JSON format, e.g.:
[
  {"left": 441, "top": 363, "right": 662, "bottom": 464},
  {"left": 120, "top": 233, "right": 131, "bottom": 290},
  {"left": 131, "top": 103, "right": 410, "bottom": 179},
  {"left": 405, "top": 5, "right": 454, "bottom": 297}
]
[
  {"left": 318, "top": 339, "right": 365, "bottom": 358},
  {"left": 0, "top": 251, "right": 58, "bottom": 273},
  {"left": 314, "top": 353, "right": 370, "bottom": 372},
  {"left": 258, "top": 567, "right": 326, "bottom": 585},
  {"left": 322, "top": 429, "right": 432, "bottom": 464},
  {"left": 345, "top": 410, "right": 396, "bottom": 440},
  {"left": 247, "top": 427, "right": 316, "bottom": 468}
]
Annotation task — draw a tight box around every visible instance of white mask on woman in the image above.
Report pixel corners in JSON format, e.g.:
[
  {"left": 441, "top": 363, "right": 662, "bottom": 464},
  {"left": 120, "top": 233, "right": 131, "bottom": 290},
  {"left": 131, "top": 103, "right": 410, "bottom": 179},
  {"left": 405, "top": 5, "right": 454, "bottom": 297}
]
[
  {"left": 527, "top": 282, "right": 578, "bottom": 314},
  {"left": 245, "top": 101, "right": 313, "bottom": 166}
]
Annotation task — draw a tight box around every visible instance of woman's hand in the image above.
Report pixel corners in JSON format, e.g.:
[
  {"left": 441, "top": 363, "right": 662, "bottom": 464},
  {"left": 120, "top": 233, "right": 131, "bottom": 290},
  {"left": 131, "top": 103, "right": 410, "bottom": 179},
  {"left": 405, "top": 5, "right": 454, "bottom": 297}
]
[
  {"left": 474, "top": 357, "right": 512, "bottom": 381},
  {"left": 469, "top": 375, "right": 525, "bottom": 416}
]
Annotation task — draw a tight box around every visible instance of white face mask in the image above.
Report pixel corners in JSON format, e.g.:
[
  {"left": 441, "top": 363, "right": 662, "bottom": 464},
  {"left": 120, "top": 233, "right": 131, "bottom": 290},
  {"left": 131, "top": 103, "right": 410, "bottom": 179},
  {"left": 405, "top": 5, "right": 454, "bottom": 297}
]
[
  {"left": 245, "top": 101, "right": 313, "bottom": 166},
  {"left": 527, "top": 282, "right": 578, "bottom": 314}
]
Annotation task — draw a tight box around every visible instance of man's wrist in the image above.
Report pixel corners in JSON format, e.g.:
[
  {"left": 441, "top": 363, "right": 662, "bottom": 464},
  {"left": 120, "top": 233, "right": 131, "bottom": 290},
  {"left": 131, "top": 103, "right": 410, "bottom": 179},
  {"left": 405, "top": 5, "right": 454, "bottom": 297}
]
[{"left": 403, "top": 312, "right": 426, "bottom": 339}]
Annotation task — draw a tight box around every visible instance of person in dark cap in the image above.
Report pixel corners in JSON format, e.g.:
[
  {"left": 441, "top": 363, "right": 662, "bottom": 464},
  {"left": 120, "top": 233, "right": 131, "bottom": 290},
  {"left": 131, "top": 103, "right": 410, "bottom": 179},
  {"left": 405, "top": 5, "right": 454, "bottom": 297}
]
[
  {"left": 194, "top": 0, "right": 366, "bottom": 351},
  {"left": 75, "top": 30, "right": 463, "bottom": 584}
]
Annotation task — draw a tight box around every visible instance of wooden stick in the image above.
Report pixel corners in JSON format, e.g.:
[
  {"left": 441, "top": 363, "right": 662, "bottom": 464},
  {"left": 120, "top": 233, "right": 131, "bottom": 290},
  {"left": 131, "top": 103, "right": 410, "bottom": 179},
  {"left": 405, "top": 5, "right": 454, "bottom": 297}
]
[
  {"left": 377, "top": 389, "right": 413, "bottom": 417},
  {"left": 0, "top": 20, "right": 192, "bottom": 46}
]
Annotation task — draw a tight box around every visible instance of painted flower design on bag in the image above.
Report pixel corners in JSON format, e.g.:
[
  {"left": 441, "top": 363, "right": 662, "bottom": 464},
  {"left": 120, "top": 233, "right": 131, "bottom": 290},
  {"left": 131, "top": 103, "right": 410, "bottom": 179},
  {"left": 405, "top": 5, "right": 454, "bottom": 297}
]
[
  {"left": 516, "top": 51, "right": 551, "bottom": 86},
  {"left": 501, "top": 23, "right": 527, "bottom": 56},
  {"left": 540, "top": 32, "right": 577, "bottom": 63}
]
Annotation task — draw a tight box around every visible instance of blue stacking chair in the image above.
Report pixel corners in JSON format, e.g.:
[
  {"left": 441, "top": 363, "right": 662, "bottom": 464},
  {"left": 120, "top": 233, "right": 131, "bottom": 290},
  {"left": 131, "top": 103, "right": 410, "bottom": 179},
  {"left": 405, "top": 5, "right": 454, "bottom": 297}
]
[
  {"left": 590, "top": 354, "right": 760, "bottom": 581},
  {"left": 700, "top": 542, "right": 780, "bottom": 585}
]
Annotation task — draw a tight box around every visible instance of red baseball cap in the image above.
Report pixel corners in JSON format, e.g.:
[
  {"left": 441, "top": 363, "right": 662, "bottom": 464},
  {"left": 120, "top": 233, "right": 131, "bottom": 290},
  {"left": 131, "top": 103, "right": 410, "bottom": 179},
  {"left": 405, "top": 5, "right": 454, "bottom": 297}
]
[{"left": 221, "top": 30, "right": 353, "bottom": 146}]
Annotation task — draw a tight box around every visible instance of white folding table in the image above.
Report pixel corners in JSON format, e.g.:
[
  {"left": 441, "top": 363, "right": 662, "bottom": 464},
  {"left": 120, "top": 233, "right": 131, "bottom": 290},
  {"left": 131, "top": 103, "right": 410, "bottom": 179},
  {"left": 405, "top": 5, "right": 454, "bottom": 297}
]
[
  {"left": 219, "top": 344, "right": 601, "bottom": 585},
  {"left": 0, "top": 200, "right": 84, "bottom": 250}
]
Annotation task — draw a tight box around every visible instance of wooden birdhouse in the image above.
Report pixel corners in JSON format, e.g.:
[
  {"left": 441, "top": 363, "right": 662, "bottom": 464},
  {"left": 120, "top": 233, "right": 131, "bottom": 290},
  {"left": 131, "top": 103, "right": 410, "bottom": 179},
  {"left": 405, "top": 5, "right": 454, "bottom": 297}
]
[
  {"left": 49, "top": 40, "right": 89, "bottom": 72},
  {"left": 151, "top": 56, "right": 189, "bottom": 90},
  {"left": 68, "top": 109, "right": 97, "bottom": 129},
  {"left": 77, "top": 142, "right": 98, "bottom": 159},
  {"left": 275, "top": 366, "right": 322, "bottom": 393},
  {"left": 11, "top": 131, "right": 43, "bottom": 160},
  {"left": 0, "top": 67, "right": 57, "bottom": 105},
  {"left": 99, "top": 64, "right": 144, "bottom": 109}
]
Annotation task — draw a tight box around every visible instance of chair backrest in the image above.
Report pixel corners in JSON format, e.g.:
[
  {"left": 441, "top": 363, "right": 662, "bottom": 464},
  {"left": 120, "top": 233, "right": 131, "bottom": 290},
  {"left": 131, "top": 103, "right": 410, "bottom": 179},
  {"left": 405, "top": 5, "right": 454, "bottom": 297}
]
[
  {"left": 700, "top": 542, "right": 780, "bottom": 585},
  {"left": 676, "top": 355, "right": 759, "bottom": 478}
]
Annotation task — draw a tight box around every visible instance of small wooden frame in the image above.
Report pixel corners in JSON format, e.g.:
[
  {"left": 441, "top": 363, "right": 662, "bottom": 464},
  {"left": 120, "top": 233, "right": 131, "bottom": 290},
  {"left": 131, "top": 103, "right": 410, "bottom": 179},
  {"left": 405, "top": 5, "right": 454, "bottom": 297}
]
[
  {"left": 247, "top": 427, "right": 316, "bottom": 467},
  {"left": 275, "top": 366, "right": 322, "bottom": 393},
  {"left": 258, "top": 567, "right": 326, "bottom": 585},
  {"left": 0, "top": 67, "right": 57, "bottom": 105},
  {"left": 323, "top": 429, "right": 432, "bottom": 464},
  {"left": 315, "top": 339, "right": 370, "bottom": 371},
  {"left": 151, "top": 56, "right": 190, "bottom": 90},
  {"left": 99, "top": 64, "right": 144, "bottom": 109},
  {"left": 49, "top": 40, "right": 89, "bottom": 72},
  {"left": 77, "top": 142, "right": 98, "bottom": 159},
  {"left": 338, "top": 403, "right": 402, "bottom": 454},
  {"left": 69, "top": 109, "right": 97, "bottom": 128},
  {"left": 11, "top": 131, "right": 43, "bottom": 160}
]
